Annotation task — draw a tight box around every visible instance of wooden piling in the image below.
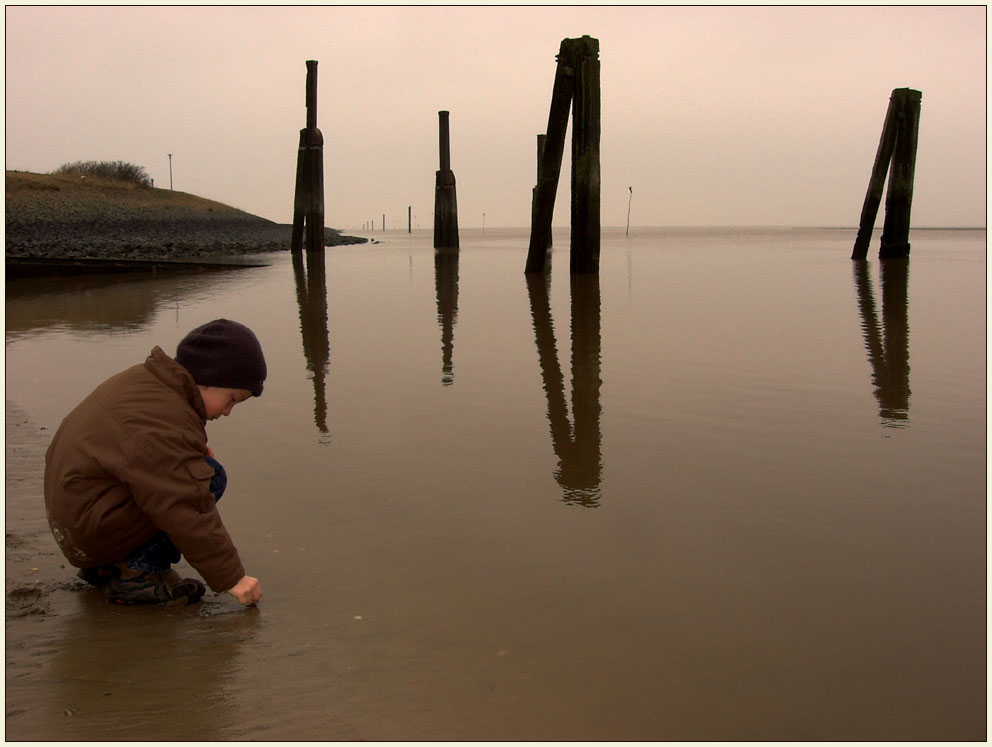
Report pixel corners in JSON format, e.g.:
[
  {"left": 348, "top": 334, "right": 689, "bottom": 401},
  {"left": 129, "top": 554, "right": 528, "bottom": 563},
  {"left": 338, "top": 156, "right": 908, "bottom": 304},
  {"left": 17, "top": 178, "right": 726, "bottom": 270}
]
[
  {"left": 291, "top": 60, "right": 325, "bottom": 253},
  {"left": 569, "top": 37, "right": 601, "bottom": 274},
  {"left": 852, "top": 88, "right": 921, "bottom": 260},
  {"left": 434, "top": 110, "right": 460, "bottom": 249},
  {"left": 879, "top": 89, "right": 921, "bottom": 258},
  {"left": 526, "top": 36, "right": 601, "bottom": 275}
]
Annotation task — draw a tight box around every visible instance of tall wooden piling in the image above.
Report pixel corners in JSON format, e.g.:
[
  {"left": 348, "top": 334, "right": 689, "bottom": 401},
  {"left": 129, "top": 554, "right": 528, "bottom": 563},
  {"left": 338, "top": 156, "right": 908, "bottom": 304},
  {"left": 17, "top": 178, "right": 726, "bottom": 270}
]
[
  {"left": 434, "top": 110, "right": 459, "bottom": 249},
  {"left": 291, "top": 60, "right": 325, "bottom": 253},
  {"left": 526, "top": 36, "right": 601, "bottom": 275},
  {"left": 569, "top": 37, "right": 601, "bottom": 274},
  {"left": 852, "top": 88, "right": 922, "bottom": 260}
]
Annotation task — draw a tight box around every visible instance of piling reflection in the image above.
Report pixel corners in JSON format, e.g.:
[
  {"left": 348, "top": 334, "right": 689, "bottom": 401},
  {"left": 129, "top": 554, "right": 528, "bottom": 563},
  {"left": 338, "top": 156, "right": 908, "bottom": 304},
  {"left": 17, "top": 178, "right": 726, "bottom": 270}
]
[
  {"left": 526, "top": 273, "right": 603, "bottom": 507},
  {"left": 434, "top": 247, "right": 459, "bottom": 386},
  {"left": 853, "top": 259, "right": 910, "bottom": 426},
  {"left": 292, "top": 250, "right": 330, "bottom": 436}
]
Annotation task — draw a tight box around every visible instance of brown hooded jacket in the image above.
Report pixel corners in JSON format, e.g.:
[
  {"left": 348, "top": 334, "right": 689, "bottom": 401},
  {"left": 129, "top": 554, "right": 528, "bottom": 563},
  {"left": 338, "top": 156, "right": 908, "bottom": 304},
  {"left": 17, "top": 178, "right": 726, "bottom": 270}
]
[{"left": 43, "top": 346, "right": 245, "bottom": 593}]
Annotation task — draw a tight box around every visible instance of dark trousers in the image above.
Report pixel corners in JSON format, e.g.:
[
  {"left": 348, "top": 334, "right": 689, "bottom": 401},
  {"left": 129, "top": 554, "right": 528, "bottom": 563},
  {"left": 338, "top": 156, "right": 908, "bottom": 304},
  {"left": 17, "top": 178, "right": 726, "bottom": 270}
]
[{"left": 122, "top": 457, "right": 227, "bottom": 574}]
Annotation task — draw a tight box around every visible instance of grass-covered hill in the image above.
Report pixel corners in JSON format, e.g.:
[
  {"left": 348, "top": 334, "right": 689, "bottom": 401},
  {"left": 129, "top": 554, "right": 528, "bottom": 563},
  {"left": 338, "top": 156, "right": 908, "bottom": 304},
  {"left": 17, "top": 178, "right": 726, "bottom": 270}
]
[{"left": 5, "top": 169, "right": 363, "bottom": 261}]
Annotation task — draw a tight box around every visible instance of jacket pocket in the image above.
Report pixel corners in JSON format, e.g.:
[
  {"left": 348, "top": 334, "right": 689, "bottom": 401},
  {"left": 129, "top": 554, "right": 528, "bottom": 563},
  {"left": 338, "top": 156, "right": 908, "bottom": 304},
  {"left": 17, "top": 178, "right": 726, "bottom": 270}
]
[{"left": 185, "top": 459, "right": 216, "bottom": 513}]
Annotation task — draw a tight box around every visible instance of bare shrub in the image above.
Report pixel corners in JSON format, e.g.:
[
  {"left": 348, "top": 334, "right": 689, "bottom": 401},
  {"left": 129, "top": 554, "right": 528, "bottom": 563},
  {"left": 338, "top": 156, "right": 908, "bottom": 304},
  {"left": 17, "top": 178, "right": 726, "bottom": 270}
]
[{"left": 53, "top": 160, "right": 152, "bottom": 187}]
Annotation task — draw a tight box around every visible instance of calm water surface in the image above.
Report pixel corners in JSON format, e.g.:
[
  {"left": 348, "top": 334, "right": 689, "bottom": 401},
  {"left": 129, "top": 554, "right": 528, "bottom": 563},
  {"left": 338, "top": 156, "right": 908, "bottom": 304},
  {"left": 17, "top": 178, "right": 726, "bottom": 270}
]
[{"left": 5, "top": 227, "right": 986, "bottom": 740}]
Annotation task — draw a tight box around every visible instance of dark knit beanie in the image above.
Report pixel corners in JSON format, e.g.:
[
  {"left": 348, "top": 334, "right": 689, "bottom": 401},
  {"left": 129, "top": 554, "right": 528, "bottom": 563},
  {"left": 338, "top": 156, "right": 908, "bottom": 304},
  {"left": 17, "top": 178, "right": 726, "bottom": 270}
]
[{"left": 175, "top": 319, "right": 267, "bottom": 397}]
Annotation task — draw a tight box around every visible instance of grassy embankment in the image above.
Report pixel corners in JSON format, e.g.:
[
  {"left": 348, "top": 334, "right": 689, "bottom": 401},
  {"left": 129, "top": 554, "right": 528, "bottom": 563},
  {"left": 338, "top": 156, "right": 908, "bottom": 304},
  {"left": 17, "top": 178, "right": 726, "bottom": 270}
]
[{"left": 6, "top": 165, "right": 362, "bottom": 262}]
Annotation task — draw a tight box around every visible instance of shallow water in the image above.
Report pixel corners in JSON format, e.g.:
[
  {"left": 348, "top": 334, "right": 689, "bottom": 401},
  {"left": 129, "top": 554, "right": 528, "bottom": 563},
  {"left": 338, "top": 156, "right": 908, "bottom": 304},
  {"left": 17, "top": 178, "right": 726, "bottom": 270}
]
[{"left": 5, "top": 226, "right": 986, "bottom": 740}]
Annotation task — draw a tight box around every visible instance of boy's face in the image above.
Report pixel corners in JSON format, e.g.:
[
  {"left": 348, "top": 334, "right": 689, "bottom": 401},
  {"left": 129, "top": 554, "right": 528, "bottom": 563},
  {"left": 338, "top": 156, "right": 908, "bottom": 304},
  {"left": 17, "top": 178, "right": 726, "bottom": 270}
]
[{"left": 198, "top": 386, "right": 254, "bottom": 420}]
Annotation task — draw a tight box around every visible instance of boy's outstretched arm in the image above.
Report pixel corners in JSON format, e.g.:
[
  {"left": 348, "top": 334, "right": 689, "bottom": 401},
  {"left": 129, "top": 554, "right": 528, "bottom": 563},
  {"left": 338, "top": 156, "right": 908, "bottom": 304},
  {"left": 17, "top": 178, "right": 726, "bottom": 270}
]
[{"left": 227, "top": 575, "right": 261, "bottom": 605}]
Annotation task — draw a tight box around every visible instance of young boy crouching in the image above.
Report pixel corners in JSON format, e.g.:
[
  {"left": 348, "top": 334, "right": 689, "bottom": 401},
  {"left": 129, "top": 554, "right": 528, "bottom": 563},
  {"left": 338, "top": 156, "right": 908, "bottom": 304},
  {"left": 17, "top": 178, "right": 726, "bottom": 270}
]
[{"left": 44, "top": 319, "right": 266, "bottom": 606}]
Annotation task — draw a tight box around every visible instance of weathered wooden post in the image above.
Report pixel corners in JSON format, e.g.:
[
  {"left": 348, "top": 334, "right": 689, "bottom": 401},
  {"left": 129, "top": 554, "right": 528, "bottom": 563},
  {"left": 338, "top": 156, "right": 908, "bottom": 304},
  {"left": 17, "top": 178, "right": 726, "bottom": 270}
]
[
  {"left": 408, "top": 205, "right": 412, "bottom": 234},
  {"left": 434, "top": 110, "right": 460, "bottom": 249},
  {"left": 291, "top": 60, "right": 325, "bottom": 253},
  {"left": 852, "top": 88, "right": 921, "bottom": 260},
  {"left": 569, "top": 36, "right": 601, "bottom": 274},
  {"left": 526, "top": 40, "right": 577, "bottom": 273},
  {"left": 879, "top": 90, "right": 921, "bottom": 258},
  {"left": 526, "top": 36, "right": 601, "bottom": 275}
]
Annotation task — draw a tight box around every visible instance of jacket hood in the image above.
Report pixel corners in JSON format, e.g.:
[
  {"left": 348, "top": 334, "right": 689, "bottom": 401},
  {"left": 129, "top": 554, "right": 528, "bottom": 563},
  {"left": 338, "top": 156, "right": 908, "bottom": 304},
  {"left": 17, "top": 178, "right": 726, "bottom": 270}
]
[{"left": 144, "top": 346, "right": 208, "bottom": 424}]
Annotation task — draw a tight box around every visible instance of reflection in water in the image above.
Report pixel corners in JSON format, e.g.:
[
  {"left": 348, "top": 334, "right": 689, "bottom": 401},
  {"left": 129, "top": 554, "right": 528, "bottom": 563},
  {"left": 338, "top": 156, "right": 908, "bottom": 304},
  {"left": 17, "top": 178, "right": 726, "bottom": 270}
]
[
  {"left": 434, "top": 248, "right": 459, "bottom": 386},
  {"left": 526, "top": 273, "right": 603, "bottom": 507},
  {"left": 853, "top": 259, "right": 910, "bottom": 426},
  {"left": 4, "top": 267, "right": 255, "bottom": 339},
  {"left": 45, "top": 595, "right": 260, "bottom": 741},
  {"left": 292, "top": 250, "right": 331, "bottom": 436}
]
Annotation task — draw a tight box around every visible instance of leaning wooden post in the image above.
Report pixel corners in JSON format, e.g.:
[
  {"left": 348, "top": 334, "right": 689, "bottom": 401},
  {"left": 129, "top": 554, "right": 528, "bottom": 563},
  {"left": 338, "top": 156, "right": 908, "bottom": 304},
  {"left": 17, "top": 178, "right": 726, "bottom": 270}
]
[
  {"left": 851, "top": 88, "right": 921, "bottom": 260},
  {"left": 433, "top": 110, "right": 459, "bottom": 249},
  {"left": 569, "top": 36, "right": 601, "bottom": 274},
  {"left": 291, "top": 60, "right": 325, "bottom": 253},
  {"left": 526, "top": 40, "right": 575, "bottom": 273},
  {"left": 536, "top": 134, "right": 552, "bottom": 249}
]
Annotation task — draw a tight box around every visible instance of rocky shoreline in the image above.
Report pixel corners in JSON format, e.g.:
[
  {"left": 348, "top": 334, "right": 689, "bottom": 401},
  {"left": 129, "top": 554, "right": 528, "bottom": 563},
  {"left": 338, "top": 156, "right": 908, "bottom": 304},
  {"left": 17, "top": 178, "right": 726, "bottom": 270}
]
[{"left": 5, "top": 170, "right": 366, "bottom": 263}]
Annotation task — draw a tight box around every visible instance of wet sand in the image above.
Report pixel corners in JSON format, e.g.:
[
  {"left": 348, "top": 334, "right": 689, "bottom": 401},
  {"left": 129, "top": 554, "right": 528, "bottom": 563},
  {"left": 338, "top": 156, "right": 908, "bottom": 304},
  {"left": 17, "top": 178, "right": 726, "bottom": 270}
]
[
  {"left": 4, "top": 401, "right": 282, "bottom": 741},
  {"left": 5, "top": 401, "right": 68, "bottom": 619}
]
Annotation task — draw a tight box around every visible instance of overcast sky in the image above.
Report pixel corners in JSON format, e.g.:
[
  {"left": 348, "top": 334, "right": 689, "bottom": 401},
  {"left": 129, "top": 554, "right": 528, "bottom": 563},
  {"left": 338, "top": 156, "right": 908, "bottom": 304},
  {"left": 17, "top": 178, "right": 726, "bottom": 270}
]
[{"left": 5, "top": 5, "right": 987, "bottom": 229}]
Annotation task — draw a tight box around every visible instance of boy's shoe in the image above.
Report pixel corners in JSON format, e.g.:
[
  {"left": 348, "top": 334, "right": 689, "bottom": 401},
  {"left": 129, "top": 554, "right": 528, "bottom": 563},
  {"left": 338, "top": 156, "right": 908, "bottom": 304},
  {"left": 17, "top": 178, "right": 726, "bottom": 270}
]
[
  {"left": 105, "top": 571, "right": 206, "bottom": 606},
  {"left": 77, "top": 564, "right": 117, "bottom": 589}
]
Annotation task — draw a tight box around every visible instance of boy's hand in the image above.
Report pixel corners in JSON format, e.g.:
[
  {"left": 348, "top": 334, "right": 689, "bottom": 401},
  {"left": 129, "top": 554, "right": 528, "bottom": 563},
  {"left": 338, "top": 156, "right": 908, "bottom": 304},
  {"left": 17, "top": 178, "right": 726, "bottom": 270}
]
[{"left": 226, "top": 575, "right": 261, "bottom": 605}]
